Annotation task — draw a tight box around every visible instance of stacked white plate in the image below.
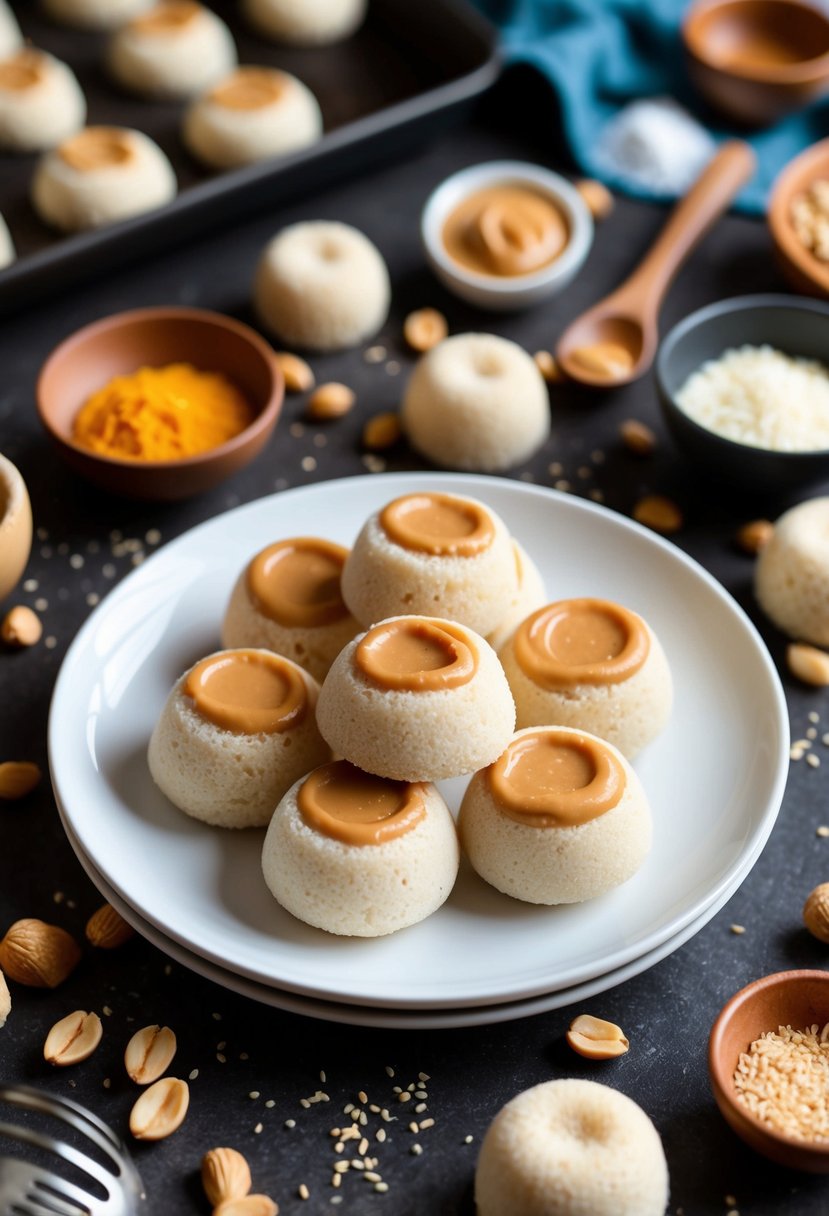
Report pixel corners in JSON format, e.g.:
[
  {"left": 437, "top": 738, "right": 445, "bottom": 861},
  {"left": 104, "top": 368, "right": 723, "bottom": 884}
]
[{"left": 50, "top": 474, "right": 789, "bottom": 1029}]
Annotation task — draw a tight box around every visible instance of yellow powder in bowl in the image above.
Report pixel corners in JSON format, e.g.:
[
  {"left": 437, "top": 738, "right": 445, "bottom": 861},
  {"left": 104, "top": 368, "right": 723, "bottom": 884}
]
[{"left": 72, "top": 363, "right": 254, "bottom": 462}]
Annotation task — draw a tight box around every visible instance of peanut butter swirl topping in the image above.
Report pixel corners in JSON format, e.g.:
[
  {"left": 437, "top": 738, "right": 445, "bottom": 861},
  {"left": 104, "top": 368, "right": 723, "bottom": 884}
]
[
  {"left": 133, "top": 0, "right": 201, "bottom": 33},
  {"left": 297, "top": 760, "right": 426, "bottom": 846},
  {"left": 489, "top": 729, "right": 625, "bottom": 827},
  {"left": 442, "top": 184, "right": 569, "bottom": 278},
  {"left": 379, "top": 493, "right": 495, "bottom": 557},
  {"left": 184, "top": 649, "right": 308, "bottom": 734},
  {"left": 58, "top": 128, "right": 135, "bottom": 172},
  {"left": 210, "top": 67, "right": 286, "bottom": 111},
  {"left": 514, "top": 598, "right": 649, "bottom": 688},
  {"left": 246, "top": 537, "right": 350, "bottom": 629},
  {"left": 0, "top": 50, "right": 45, "bottom": 92},
  {"left": 355, "top": 617, "right": 478, "bottom": 692}
]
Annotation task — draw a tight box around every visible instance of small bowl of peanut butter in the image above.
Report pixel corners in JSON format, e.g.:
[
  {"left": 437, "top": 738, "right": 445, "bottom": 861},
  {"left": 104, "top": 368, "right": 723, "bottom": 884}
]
[{"left": 421, "top": 160, "right": 594, "bottom": 311}]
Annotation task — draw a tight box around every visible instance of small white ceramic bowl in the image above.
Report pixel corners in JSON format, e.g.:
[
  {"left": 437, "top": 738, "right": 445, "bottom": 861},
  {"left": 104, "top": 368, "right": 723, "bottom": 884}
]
[{"left": 421, "top": 160, "right": 594, "bottom": 312}]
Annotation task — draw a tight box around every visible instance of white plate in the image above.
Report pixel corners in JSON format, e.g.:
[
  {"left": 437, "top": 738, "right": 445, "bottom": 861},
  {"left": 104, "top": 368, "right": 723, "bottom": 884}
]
[
  {"left": 62, "top": 812, "right": 748, "bottom": 1030},
  {"left": 49, "top": 473, "right": 789, "bottom": 1010}
]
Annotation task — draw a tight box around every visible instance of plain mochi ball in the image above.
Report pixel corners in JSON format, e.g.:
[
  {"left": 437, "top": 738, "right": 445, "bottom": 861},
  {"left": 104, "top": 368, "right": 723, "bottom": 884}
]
[
  {"left": 254, "top": 220, "right": 390, "bottom": 351},
  {"left": 475, "top": 1079, "right": 669, "bottom": 1216},
  {"left": 402, "top": 333, "right": 550, "bottom": 471},
  {"left": 755, "top": 496, "right": 829, "bottom": 646},
  {"left": 242, "top": 0, "right": 366, "bottom": 45}
]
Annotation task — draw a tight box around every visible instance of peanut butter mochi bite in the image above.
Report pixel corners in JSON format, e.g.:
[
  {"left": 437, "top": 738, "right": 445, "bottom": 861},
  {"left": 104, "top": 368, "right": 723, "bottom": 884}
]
[
  {"left": 341, "top": 491, "right": 517, "bottom": 636},
  {"left": 459, "top": 726, "right": 652, "bottom": 905},
  {"left": 755, "top": 496, "right": 829, "bottom": 646},
  {"left": 316, "top": 615, "right": 516, "bottom": 781},
  {"left": 499, "top": 597, "right": 672, "bottom": 758},
  {"left": 261, "top": 759, "right": 459, "bottom": 936},
  {"left": 148, "top": 648, "right": 329, "bottom": 828},
  {"left": 486, "top": 540, "right": 546, "bottom": 652},
  {"left": 0, "top": 48, "right": 86, "bottom": 153},
  {"left": 108, "top": 1, "right": 237, "bottom": 100},
  {"left": 222, "top": 536, "right": 359, "bottom": 683}
]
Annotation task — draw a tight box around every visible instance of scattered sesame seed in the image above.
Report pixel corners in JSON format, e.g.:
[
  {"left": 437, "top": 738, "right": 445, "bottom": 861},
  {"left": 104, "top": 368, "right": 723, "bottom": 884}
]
[
  {"left": 332, "top": 1174, "right": 341, "bottom": 1189},
  {"left": 302, "top": 455, "right": 318, "bottom": 472},
  {"left": 320, "top": 1070, "right": 327, "bottom": 1083},
  {"left": 381, "top": 1109, "right": 393, "bottom": 1122},
  {"left": 53, "top": 891, "right": 64, "bottom": 903},
  {"left": 254, "top": 1123, "right": 263, "bottom": 1134},
  {"left": 374, "top": 1181, "right": 389, "bottom": 1193},
  {"left": 45, "top": 636, "right": 57, "bottom": 649},
  {"left": 369, "top": 1104, "right": 380, "bottom": 1113},
  {"left": 419, "top": 1118, "right": 435, "bottom": 1130},
  {"left": 285, "top": 1119, "right": 296, "bottom": 1129},
  {"left": 398, "top": 1092, "right": 411, "bottom": 1103},
  {"left": 411, "top": 1144, "right": 422, "bottom": 1156},
  {"left": 102, "top": 1005, "right": 112, "bottom": 1016},
  {"left": 249, "top": 1091, "right": 260, "bottom": 1100},
  {"left": 344, "top": 1102, "right": 354, "bottom": 1113},
  {"left": 414, "top": 1091, "right": 428, "bottom": 1100},
  {"left": 66, "top": 899, "right": 76, "bottom": 909},
  {"left": 333, "top": 1162, "right": 349, "bottom": 1174},
  {"left": 216, "top": 1054, "right": 226, "bottom": 1064},
  {"left": 86, "top": 593, "right": 99, "bottom": 607},
  {"left": 41, "top": 546, "right": 52, "bottom": 558},
  {"left": 385, "top": 1066, "right": 395, "bottom": 1078},
  {"left": 290, "top": 422, "right": 305, "bottom": 438},
  {"left": 334, "top": 1143, "right": 344, "bottom": 1154},
  {"left": 464, "top": 1135, "right": 473, "bottom": 1144},
  {"left": 808, "top": 727, "right": 818, "bottom": 739},
  {"left": 725, "top": 1199, "right": 737, "bottom": 1209},
  {"left": 212, "top": 1012, "right": 222, "bottom": 1020},
  {"left": 299, "top": 1183, "right": 310, "bottom": 1200},
  {"left": 809, "top": 712, "right": 820, "bottom": 724},
  {"left": 730, "top": 924, "right": 745, "bottom": 935},
  {"left": 365, "top": 345, "right": 387, "bottom": 363},
  {"left": 808, "top": 754, "right": 821, "bottom": 768},
  {"left": 408, "top": 1122, "right": 419, "bottom": 1134},
  {"left": 415, "top": 1103, "right": 427, "bottom": 1113},
  {"left": 364, "top": 1171, "right": 382, "bottom": 1183},
  {"left": 189, "top": 1069, "right": 199, "bottom": 1080},
  {"left": 34, "top": 597, "right": 48, "bottom": 611},
  {"left": 265, "top": 1100, "right": 274, "bottom": 1108},
  {"left": 239, "top": 1052, "right": 249, "bottom": 1060},
  {"left": 791, "top": 747, "right": 805, "bottom": 761},
  {"left": 69, "top": 555, "right": 84, "bottom": 569},
  {"left": 358, "top": 1090, "right": 368, "bottom": 1104},
  {"left": 331, "top": 1197, "right": 342, "bottom": 1205},
  {"left": 23, "top": 579, "right": 38, "bottom": 592},
  {"left": 217, "top": 1041, "right": 226, "bottom": 1050},
  {"left": 164, "top": 964, "right": 172, "bottom": 975},
  {"left": 376, "top": 1129, "right": 386, "bottom": 1142},
  {"left": 554, "top": 479, "right": 572, "bottom": 492},
  {"left": 102, "top": 563, "right": 116, "bottom": 579},
  {"left": 818, "top": 826, "right": 829, "bottom": 838},
  {"left": 385, "top": 361, "right": 401, "bottom": 375},
  {"left": 359, "top": 1137, "right": 369, "bottom": 1155},
  {"left": 103, "top": 1078, "right": 111, "bottom": 1089},
  {"left": 36, "top": 528, "right": 48, "bottom": 541},
  {"left": 301, "top": 1099, "right": 311, "bottom": 1109}
]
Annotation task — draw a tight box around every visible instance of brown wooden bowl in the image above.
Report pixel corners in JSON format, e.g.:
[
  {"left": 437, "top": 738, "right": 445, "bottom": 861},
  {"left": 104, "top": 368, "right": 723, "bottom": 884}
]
[
  {"left": 37, "top": 307, "right": 283, "bottom": 501},
  {"left": 768, "top": 137, "right": 829, "bottom": 298},
  {"left": 709, "top": 970, "right": 829, "bottom": 1171},
  {"left": 683, "top": 0, "right": 829, "bottom": 125}
]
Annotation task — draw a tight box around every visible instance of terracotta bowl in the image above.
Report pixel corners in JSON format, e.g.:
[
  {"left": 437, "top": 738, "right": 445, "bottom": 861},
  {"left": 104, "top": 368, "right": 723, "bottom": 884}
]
[
  {"left": 709, "top": 970, "right": 829, "bottom": 1171},
  {"left": 37, "top": 307, "right": 283, "bottom": 501},
  {"left": 769, "top": 137, "right": 829, "bottom": 298},
  {"left": 683, "top": 0, "right": 829, "bottom": 126}
]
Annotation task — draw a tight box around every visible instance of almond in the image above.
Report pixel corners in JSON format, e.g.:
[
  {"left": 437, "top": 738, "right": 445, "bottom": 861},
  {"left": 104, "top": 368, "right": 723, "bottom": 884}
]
[
  {"left": 275, "top": 353, "right": 314, "bottom": 394},
  {"left": 362, "top": 412, "right": 401, "bottom": 450},
  {"left": 129, "top": 1077, "right": 189, "bottom": 1140},
  {"left": 306, "top": 383, "right": 354, "bottom": 421},
  {"left": 0, "top": 968, "right": 10, "bottom": 1028},
  {"left": 735, "top": 519, "right": 773, "bottom": 555},
  {"left": 575, "top": 178, "right": 614, "bottom": 221},
  {"left": 86, "top": 903, "right": 134, "bottom": 949},
  {"left": 125, "top": 1024, "right": 177, "bottom": 1085},
  {"left": 202, "top": 1147, "right": 252, "bottom": 1206},
  {"left": 0, "top": 919, "right": 81, "bottom": 988},
  {"left": 619, "top": 418, "right": 656, "bottom": 457},
  {"left": 566, "top": 1013, "right": 629, "bottom": 1059},
  {"left": 0, "top": 761, "right": 41, "bottom": 800},
  {"left": 787, "top": 643, "right": 829, "bottom": 687},
  {"left": 214, "top": 1198, "right": 279, "bottom": 1216},
  {"left": 1, "top": 605, "right": 42, "bottom": 647},
  {"left": 533, "top": 350, "right": 565, "bottom": 383},
  {"left": 633, "top": 494, "right": 683, "bottom": 534},
  {"left": 44, "top": 1010, "right": 102, "bottom": 1066},
  {"left": 404, "top": 308, "right": 447, "bottom": 353}
]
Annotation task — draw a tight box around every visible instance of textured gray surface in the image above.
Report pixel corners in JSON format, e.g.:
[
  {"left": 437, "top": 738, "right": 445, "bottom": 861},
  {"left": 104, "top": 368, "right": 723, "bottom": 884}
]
[{"left": 1, "top": 71, "right": 828, "bottom": 1215}]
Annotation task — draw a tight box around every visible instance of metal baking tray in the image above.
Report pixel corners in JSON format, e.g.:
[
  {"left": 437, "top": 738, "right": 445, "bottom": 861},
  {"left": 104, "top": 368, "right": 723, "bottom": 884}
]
[{"left": 0, "top": 0, "right": 498, "bottom": 316}]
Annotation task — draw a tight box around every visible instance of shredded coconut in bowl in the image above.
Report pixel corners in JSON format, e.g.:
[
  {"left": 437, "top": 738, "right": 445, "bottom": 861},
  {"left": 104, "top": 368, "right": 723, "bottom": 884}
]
[
  {"left": 674, "top": 344, "right": 829, "bottom": 452},
  {"left": 594, "top": 97, "right": 716, "bottom": 197}
]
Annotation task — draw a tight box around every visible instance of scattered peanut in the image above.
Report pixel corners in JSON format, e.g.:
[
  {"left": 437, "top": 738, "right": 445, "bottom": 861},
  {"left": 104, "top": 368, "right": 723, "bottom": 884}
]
[
  {"left": 803, "top": 883, "right": 829, "bottom": 944},
  {"left": 633, "top": 494, "right": 683, "bottom": 534},
  {"left": 0, "top": 968, "right": 9, "bottom": 1028},
  {"left": 0, "top": 761, "right": 41, "bottom": 800},
  {"left": 44, "top": 1010, "right": 102, "bottom": 1066},
  {"left": 787, "top": 643, "right": 829, "bottom": 687},
  {"left": 274, "top": 352, "right": 314, "bottom": 394},
  {"left": 129, "top": 1077, "right": 189, "bottom": 1141},
  {"left": 306, "top": 383, "right": 355, "bottom": 421},
  {"left": 1, "top": 605, "right": 42, "bottom": 647},
  {"left": 404, "top": 308, "right": 447, "bottom": 353},
  {"left": 533, "top": 350, "right": 566, "bottom": 383},
  {"left": 619, "top": 418, "right": 656, "bottom": 457},
  {"left": 0, "top": 919, "right": 81, "bottom": 988},
  {"left": 86, "top": 903, "right": 135, "bottom": 949},
  {"left": 735, "top": 519, "right": 773, "bottom": 555},
  {"left": 566, "top": 1014, "right": 630, "bottom": 1059},
  {"left": 362, "top": 412, "right": 402, "bottom": 450},
  {"left": 202, "top": 1147, "right": 252, "bottom": 1207},
  {"left": 125, "top": 1024, "right": 177, "bottom": 1085},
  {"left": 575, "top": 178, "right": 614, "bottom": 221},
  {"left": 214, "top": 1197, "right": 279, "bottom": 1216}
]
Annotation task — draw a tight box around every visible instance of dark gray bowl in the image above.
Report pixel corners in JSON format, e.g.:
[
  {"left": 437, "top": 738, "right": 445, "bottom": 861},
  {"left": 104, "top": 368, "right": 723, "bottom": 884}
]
[{"left": 656, "top": 294, "right": 829, "bottom": 495}]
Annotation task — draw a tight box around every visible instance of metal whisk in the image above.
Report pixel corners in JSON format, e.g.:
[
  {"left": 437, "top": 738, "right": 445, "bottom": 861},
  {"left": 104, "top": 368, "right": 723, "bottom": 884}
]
[{"left": 0, "top": 1084, "right": 143, "bottom": 1216}]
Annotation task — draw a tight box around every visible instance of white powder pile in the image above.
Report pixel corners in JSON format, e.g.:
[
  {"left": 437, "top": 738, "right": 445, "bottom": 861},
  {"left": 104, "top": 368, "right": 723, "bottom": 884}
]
[
  {"left": 594, "top": 97, "right": 716, "bottom": 196},
  {"left": 675, "top": 344, "right": 829, "bottom": 452}
]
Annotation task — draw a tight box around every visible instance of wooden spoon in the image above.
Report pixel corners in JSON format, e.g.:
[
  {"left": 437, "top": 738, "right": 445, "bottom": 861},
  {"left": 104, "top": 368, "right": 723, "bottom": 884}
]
[{"left": 555, "top": 140, "right": 756, "bottom": 388}]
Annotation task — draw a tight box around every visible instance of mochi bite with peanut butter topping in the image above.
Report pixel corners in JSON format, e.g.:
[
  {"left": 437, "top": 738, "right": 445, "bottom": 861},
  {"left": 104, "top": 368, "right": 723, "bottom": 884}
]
[
  {"left": 0, "top": 48, "right": 85, "bottom": 153},
  {"left": 316, "top": 615, "right": 516, "bottom": 782},
  {"left": 148, "top": 648, "right": 330, "bottom": 828},
  {"left": 341, "top": 491, "right": 518, "bottom": 636},
  {"left": 499, "top": 597, "right": 672, "bottom": 758},
  {"left": 459, "top": 726, "right": 652, "bottom": 905},
  {"left": 222, "top": 536, "right": 359, "bottom": 683},
  {"left": 107, "top": 1, "right": 237, "bottom": 100},
  {"left": 262, "top": 760, "right": 459, "bottom": 937}
]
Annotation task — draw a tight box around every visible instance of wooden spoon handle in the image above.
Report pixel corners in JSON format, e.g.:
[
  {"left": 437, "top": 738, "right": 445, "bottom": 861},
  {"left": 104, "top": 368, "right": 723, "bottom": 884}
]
[{"left": 613, "top": 140, "right": 756, "bottom": 311}]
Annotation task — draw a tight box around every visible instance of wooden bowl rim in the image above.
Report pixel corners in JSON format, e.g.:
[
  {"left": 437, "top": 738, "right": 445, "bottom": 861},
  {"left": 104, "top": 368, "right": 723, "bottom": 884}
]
[
  {"left": 768, "top": 138, "right": 829, "bottom": 296},
  {"left": 683, "top": 0, "right": 829, "bottom": 84}
]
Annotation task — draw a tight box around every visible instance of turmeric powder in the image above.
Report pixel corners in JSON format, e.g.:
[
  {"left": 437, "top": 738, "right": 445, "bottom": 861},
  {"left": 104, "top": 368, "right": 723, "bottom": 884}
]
[{"left": 72, "top": 363, "right": 253, "bottom": 462}]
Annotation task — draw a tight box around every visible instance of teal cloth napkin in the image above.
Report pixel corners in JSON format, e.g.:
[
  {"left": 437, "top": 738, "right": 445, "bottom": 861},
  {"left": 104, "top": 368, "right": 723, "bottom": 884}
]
[{"left": 473, "top": 0, "right": 829, "bottom": 213}]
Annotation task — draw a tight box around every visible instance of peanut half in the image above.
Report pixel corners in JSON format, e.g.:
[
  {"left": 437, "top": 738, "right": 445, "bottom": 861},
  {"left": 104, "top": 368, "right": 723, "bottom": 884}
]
[
  {"left": 566, "top": 1014, "right": 630, "bottom": 1060},
  {"left": 404, "top": 308, "right": 447, "bottom": 353},
  {"left": 533, "top": 350, "right": 566, "bottom": 384},
  {"left": 620, "top": 418, "right": 656, "bottom": 457},
  {"left": 275, "top": 352, "right": 314, "bottom": 394},
  {"left": 735, "top": 519, "right": 773, "bottom": 555},
  {"left": 633, "top": 494, "right": 683, "bottom": 534},
  {"left": 44, "top": 1010, "right": 102, "bottom": 1066},
  {"left": 804, "top": 883, "right": 829, "bottom": 944},
  {"left": 1, "top": 605, "right": 42, "bottom": 647},
  {"left": 0, "top": 919, "right": 81, "bottom": 988},
  {"left": 125, "top": 1024, "right": 177, "bottom": 1085},
  {"left": 214, "top": 1198, "right": 279, "bottom": 1216},
  {"left": 0, "top": 968, "right": 10, "bottom": 1028},
  {"left": 306, "top": 383, "right": 355, "bottom": 421},
  {"left": 788, "top": 643, "right": 829, "bottom": 687},
  {"left": 362, "top": 412, "right": 402, "bottom": 450},
  {"left": 202, "top": 1147, "right": 252, "bottom": 1207},
  {"left": 0, "top": 761, "right": 41, "bottom": 800},
  {"left": 86, "top": 903, "right": 135, "bottom": 949},
  {"left": 575, "top": 178, "right": 614, "bottom": 221},
  {"left": 129, "top": 1077, "right": 189, "bottom": 1141}
]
